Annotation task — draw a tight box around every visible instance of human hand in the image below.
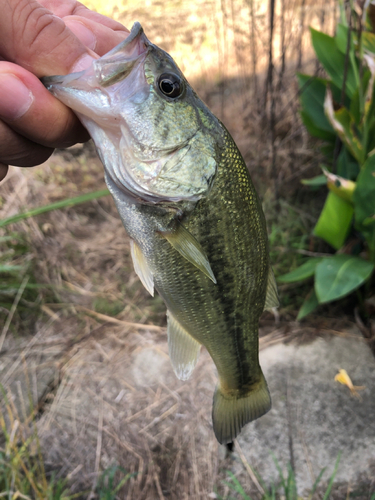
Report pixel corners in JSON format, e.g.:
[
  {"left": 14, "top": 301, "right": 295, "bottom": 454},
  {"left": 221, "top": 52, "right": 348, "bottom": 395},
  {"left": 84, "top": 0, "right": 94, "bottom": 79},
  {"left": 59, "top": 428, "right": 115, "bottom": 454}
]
[{"left": 0, "top": 0, "right": 129, "bottom": 181}]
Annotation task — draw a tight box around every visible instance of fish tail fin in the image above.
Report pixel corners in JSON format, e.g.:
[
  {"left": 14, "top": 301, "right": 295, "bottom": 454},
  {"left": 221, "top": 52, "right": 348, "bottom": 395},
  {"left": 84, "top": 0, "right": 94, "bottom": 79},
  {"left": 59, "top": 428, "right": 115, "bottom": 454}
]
[{"left": 212, "top": 371, "right": 271, "bottom": 445}]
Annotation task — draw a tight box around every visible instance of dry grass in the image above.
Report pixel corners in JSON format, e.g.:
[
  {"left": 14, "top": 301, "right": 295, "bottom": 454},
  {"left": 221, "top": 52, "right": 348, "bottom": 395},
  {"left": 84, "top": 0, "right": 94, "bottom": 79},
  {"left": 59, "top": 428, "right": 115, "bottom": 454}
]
[{"left": 0, "top": 0, "right": 344, "bottom": 497}]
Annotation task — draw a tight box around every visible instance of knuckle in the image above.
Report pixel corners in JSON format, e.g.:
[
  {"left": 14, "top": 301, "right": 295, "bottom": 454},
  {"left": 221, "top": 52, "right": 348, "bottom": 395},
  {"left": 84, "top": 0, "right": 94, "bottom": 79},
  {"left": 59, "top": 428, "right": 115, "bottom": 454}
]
[{"left": 12, "top": 3, "right": 67, "bottom": 60}]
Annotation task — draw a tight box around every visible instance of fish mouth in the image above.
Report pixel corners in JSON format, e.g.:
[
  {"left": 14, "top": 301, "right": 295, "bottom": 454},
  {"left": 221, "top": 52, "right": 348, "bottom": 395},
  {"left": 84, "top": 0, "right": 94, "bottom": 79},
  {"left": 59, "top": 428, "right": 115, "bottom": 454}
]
[
  {"left": 42, "top": 22, "right": 149, "bottom": 89},
  {"left": 93, "top": 22, "right": 149, "bottom": 87}
]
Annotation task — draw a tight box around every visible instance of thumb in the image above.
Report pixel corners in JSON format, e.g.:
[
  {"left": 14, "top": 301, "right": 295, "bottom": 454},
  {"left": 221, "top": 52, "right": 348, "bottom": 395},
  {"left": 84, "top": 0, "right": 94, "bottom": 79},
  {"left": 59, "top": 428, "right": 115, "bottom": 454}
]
[{"left": 0, "top": 0, "right": 93, "bottom": 77}]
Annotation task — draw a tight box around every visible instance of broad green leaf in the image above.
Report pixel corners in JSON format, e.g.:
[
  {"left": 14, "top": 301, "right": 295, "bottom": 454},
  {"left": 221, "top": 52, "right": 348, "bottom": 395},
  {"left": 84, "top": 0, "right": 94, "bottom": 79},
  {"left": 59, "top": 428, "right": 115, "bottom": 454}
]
[
  {"left": 297, "top": 74, "right": 335, "bottom": 140},
  {"left": 278, "top": 258, "right": 322, "bottom": 283},
  {"left": 336, "top": 147, "right": 359, "bottom": 180},
  {"left": 349, "top": 67, "right": 370, "bottom": 125},
  {"left": 311, "top": 28, "right": 358, "bottom": 98},
  {"left": 320, "top": 143, "right": 336, "bottom": 158},
  {"left": 335, "top": 24, "right": 356, "bottom": 55},
  {"left": 297, "top": 289, "right": 319, "bottom": 320},
  {"left": 300, "top": 111, "right": 335, "bottom": 141},
  {"left": 353, "top": 154, "right": 375, "bottom": 250},
  {"left": 362, "top": 31, "right": 375, "bottom": 54},
  {"left": 324, "top": 170, "right": 356, "bottom": 203},
  {"left": 353, "top": 154, "right": 375, "bottom": 225},
  {"left": 301, "top": 175, "right": 327, "bottom": 186},
  {"left": 315, "top": 254, "right": 374, "bottom": 303},
  {"left": 363, "top": 216, "right": 375, "bottom": 226},
  {"left": 324, "top": 90, "right": 362, "bottom": 162},
  {"left": 314, "top": 192, "right": 354, "bottom": 249}
]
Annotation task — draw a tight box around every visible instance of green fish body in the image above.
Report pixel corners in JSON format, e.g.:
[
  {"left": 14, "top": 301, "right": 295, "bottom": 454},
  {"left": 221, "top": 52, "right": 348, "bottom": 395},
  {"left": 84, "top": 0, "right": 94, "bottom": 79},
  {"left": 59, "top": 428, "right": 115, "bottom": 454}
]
[{"left": 43, "top": 22, "right": 278, "bottom": 444}]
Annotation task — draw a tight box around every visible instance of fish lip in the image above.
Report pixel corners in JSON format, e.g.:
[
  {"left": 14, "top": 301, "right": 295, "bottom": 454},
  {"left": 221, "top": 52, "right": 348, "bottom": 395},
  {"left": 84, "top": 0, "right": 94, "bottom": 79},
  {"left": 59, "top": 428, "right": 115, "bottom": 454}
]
[
  {"left": 41, "top": 22, "right": 149, "bottom": 89},
  {"left": 103, "top": 22, "right": 148, "bottom": 58}
]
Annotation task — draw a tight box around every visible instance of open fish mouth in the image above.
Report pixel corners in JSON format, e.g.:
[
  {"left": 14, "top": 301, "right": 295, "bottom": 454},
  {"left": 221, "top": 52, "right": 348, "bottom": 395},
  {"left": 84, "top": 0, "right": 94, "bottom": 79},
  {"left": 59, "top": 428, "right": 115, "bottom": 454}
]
[
  {"left": 92, "top": 22, "right": 149, "bottom": 88},
  {"left": 42, "top": 22, "right": 149, "bottom": 89}
]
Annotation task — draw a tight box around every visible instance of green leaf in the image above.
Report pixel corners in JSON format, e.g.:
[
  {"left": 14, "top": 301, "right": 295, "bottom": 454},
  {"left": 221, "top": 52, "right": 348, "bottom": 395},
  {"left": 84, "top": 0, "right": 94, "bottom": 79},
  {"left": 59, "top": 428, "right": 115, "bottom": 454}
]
[
  {"left": 315, "top": 255, "right": 374, "bottom": 303},
  {"left": 353, "top": 154, "right": 375, "bottom": 252},
  {"left": 300, "top": 110, "right": 335, "bottom": 141},
  {"left": 335, "top": 24, "right": 355, "bottom": 55},
  {"left": 336, "top": 148, "right": 359, "bottom": 180},
  {"left": 297, "top": 74, "right": 336, "bottom": 140},
  {"left": 297, "top": 289, "right": 319, "bottom": 320},
  {"left": 324, "top": 91, "right": 362, "bottom": 162},
  {"left": 301, "top": 175, "right": 327, "bottom": 186},
  {"left": 314, "top": 192, "right": 354, "bottom": 249},
  {"left": 311, "top": 27, "right": 358, "bottom": 98},
  {"left": 278, "top": 258, "right": 322, "bottom": 283},
  {"left": 353, "top": 154, "right": 375, "bottom": 226},
  {"left": 362, "top": 31, "right": 375, "bottom": 54}
]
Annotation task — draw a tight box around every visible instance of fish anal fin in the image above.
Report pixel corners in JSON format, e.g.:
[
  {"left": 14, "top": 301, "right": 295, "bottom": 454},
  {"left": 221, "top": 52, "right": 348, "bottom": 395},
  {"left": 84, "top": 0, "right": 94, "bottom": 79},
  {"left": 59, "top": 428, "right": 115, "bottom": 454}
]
[
  {"left": 264, "top": 266, "right": 279, "bottom": 311},
  {"left": 167, "top": 311, "right": 201, "bottom": 381},
  {"left": 130, "top": 239, "right": 154, "bottom": 296},
  {"left": 212, "top": 371, "right": 271, "bottom": 444},
  {"left": 162, "top": 223, "right": 216, "bottom": 284}
]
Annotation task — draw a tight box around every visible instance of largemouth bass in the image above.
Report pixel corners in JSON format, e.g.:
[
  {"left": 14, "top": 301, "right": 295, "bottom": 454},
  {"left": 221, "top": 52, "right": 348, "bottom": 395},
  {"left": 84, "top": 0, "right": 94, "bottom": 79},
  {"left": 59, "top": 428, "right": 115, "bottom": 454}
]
[{"left": 42, "top": 22, "right": 279, "bottom": 444}]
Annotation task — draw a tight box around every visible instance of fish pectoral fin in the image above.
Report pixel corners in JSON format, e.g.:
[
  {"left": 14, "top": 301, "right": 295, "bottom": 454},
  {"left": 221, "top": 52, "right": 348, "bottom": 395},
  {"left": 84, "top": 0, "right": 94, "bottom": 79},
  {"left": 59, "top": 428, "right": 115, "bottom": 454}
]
[
  {"left": 167, "top": 311, "right": 201, "bottom": 381},
  {"left": 161, "top": 223, "right": 217, "bottom": 284},
  {"left": 130, "top": 239, "right": 154, "bottom": 296},
  {"left": 263, "top": 266, "right": 279, "bottom": 311},
  {"left": 212, "top": 371, "right": 271, "bottom": 445}
]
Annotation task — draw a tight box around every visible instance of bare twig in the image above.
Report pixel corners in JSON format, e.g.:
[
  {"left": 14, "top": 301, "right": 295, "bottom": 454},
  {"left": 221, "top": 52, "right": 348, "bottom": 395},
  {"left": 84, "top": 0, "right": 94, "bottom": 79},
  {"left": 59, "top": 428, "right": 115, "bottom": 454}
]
[{"left": 234, "top": 439, "right": 265, "bottom": 495}]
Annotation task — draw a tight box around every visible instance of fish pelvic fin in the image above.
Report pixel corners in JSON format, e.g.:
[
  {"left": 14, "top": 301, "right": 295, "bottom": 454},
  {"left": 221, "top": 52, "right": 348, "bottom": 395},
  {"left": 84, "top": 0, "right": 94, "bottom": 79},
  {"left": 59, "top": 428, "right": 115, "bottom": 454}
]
[
  {"left": 162, "top": 223, "right": 216, "bottom": 284},
  {"left": 130, "top": 239, "right": 154, "bottom": 296},
  {"left": 167, "top": 311, "right": 201, "bottom": 381},
  {"left": 212, "top": 371, "right": 271, "bottom": 445},
  {"left": 263, "top": 265, "right": 279, "bottom": 311}
]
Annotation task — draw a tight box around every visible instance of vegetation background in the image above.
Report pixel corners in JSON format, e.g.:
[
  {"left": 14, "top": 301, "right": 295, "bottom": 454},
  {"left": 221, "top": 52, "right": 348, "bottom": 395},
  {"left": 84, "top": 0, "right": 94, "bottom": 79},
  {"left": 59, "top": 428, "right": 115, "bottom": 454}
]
[{"left": 0, "top": 0, "right": 374, "bottom": 498}]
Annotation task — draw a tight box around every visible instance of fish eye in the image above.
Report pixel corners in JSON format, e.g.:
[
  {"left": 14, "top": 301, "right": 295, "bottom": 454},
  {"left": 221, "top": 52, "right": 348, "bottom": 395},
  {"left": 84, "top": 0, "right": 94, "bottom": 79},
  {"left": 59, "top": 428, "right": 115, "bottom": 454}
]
[{"left": 158, "top": 73, "right": 183, "bottom": 98}]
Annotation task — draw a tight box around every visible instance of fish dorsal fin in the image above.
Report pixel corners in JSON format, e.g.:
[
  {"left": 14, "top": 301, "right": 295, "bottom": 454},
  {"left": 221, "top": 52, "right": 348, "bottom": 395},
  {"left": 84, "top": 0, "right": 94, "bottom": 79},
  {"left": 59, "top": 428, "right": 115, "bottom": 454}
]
[
  {"left": 263, "top": 266, "right": 279, "bottom": 311},
  {"left": 162, "top": 223, "right": 217, "bottom": 284},
  {"left": 167, "top": 311, "right": 201, "bottom": 381},
  {"left": 130, "top": 239, "right": 154, "bottom": 296}
]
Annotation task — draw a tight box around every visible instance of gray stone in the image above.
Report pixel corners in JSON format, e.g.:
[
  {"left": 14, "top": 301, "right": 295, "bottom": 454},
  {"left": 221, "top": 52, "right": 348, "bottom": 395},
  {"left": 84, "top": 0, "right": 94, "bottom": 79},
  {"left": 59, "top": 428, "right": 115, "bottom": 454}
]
[{"left": 237, "top": 332, "right": 375, "bottom": 494}]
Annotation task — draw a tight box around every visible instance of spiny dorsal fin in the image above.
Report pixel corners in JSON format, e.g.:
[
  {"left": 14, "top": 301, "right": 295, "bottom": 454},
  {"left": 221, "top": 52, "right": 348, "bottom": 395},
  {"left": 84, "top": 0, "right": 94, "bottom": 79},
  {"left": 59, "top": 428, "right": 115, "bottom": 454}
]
[
  {"left": 130, "top": 239, "right": 154, "bottom": 296},
  {"left": 162, "top": 223, "right": 216, "bottom": 284},
  {"left": 167, "top": 311, "right": 201, "bottom": 381},
  {"left": 263, "top": 266, "right": 279, "bottom": 311}
]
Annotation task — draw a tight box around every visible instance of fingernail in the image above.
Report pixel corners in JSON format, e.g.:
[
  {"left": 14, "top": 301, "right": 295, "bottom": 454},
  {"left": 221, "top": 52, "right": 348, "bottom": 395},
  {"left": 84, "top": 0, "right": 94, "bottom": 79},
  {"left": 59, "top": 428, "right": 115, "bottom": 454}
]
[
  {"left": 66, "top": 20, "right": 97, "bottom": 51},
  {"left": 0, "top": 74, "right": 34, "bottom": 121},
  {"left": 71, "top": 53, "right": 97, "bottom": 72}
]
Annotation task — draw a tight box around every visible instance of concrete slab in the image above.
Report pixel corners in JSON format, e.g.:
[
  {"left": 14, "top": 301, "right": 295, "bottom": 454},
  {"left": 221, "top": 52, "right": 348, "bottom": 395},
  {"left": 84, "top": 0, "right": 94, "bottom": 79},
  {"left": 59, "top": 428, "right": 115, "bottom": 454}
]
[{"left": 237, "top": 332, "right": 375, "bottom": 494}]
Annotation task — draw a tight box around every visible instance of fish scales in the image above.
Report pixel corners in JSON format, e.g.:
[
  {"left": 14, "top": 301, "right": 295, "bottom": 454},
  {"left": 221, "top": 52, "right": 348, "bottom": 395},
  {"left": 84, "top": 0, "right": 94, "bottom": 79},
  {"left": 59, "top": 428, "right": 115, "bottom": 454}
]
[{"left": 42, "top": 22, "right": 278, "bottom": 444}]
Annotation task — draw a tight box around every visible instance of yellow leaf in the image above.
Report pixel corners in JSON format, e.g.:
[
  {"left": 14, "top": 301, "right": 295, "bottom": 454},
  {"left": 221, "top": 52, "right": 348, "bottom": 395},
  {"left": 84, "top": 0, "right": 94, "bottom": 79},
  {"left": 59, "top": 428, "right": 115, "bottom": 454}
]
[{"left": 334, "top": 369, "right": 365, "bottom": 399}]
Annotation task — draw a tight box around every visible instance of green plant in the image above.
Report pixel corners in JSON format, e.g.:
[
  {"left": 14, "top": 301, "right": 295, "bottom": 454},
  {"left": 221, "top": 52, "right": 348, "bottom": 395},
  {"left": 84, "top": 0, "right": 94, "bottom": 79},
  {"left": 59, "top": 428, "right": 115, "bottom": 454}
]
[
  {"left": 0, "top": 385, "right": 135, "bottom": 499},
  {"left": 279, "top": 2, "right": 375, "bottom": 318},
  {"left": 217, "top": 453, "right": 340, "bottom": 500},
  {"left": 95, "top": 465, "right": 135, "bottom": 499},
  {"left": 0, "top": 189, "right": 110, "bottom": 229},
  {"left": 0, "top": 387, "right": 77, "bottom": 499}
]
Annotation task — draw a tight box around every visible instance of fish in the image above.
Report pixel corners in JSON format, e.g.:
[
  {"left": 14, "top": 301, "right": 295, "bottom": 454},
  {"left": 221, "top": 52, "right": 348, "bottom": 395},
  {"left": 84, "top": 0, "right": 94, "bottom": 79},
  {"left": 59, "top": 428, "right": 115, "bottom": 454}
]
[{"left": 42, "top": 22, "right": 279, "bottom": 444}]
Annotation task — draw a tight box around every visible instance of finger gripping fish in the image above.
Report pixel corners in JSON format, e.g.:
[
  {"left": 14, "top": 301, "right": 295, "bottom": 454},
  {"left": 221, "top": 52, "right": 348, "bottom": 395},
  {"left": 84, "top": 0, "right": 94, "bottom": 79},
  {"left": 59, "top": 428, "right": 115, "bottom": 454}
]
[{"left": 42, "top": 22, "right": 279, "bottom": 444}]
